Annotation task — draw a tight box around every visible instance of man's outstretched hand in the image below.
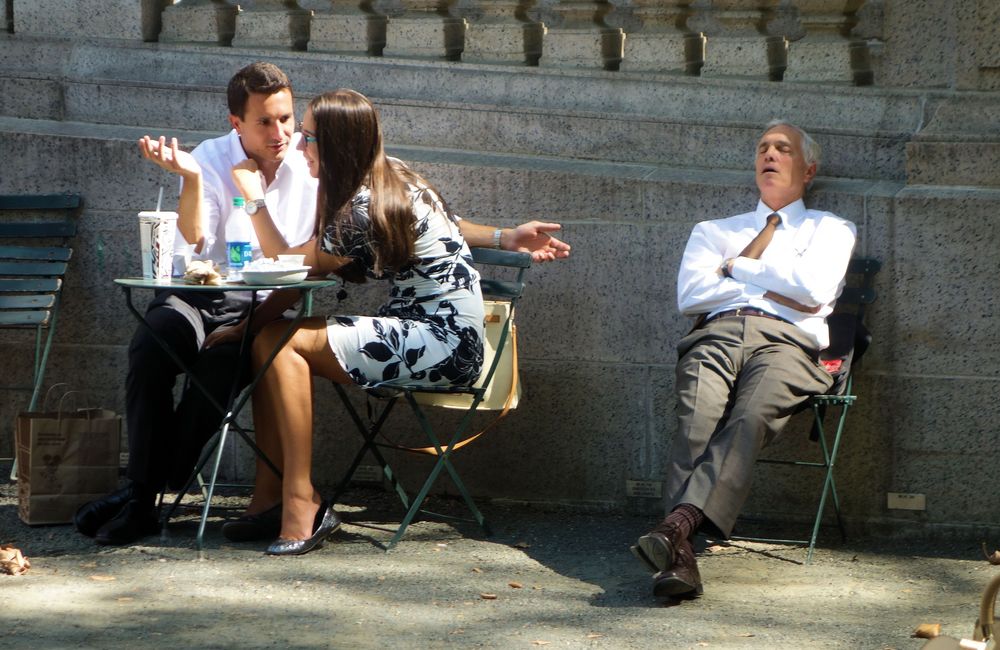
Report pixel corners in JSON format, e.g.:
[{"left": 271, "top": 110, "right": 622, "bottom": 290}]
[
  {"left": 506, "top": 221, "right": 571, "bottom": 263},
  {"left": 138, "top": 136, "right": 201, "bottom": 179}
]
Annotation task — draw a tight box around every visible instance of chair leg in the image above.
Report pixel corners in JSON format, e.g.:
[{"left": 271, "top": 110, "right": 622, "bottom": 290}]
[
  {"left": 408, "top": 396, "right": 491, "bottom": 536},
  {"left": 806, "top": 401, "right": 850, "bottom": 564},
  {"left": 331, "top": 384, "right": 411, "bottom": 509},
  {"left": 384, "top": 394, "right": 491, "bottom": 550}
]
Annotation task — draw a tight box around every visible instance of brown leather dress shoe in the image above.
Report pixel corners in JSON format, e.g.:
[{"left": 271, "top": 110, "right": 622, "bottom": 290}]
[
  {"left": 652, "top": 537, "right": 703, "bottom": 598},
  {"left": 631, "top": 531, "right": 676, "bottom": 574}
]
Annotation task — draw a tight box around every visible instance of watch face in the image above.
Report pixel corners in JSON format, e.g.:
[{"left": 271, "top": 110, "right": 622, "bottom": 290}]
[{"left": 245, "top": 200, "right": 263, "bottom": 215}]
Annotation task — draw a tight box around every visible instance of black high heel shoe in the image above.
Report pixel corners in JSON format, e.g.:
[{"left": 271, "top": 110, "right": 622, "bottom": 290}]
[{"left": 265, "top": 501, "right": 341, "bottom": 556}]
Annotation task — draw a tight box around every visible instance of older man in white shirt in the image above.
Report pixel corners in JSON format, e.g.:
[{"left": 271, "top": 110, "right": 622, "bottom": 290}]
[{"left": 632, "top": 121, "right": 857, "bottom": 599}]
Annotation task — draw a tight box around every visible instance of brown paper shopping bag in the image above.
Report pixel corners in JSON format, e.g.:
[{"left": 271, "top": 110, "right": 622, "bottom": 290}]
[{"left": 15, "top": 407, "right": 121, "bottom": 525}]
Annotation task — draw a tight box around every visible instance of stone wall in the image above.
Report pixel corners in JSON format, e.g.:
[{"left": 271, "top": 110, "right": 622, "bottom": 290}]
[{"left": 0, "top": 0, "right": 998, "bottom": 539}]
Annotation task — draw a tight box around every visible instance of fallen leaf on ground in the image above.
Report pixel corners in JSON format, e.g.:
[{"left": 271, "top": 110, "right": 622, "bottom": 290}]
[
  {"left": 89, "top": 575, "right": 116, "bottom": 582},
  {"left": 479, "top": 593, "right": 497, "bottom": 600},
  {"left": 913, "top": 623, "right": 941, "bottom": 639},
  {"left": 0, "top": 545, "right": 30, "bottom": 576},
  {"left": 532, "top": 642, "right": 550, "bottom": 646},
  {"left": 981, "top": 542, "right": 1000, "bottom": 565},
  {"left": 586, "top": 633, "right": 604, "bottom": 639},
  {"left": 508, "top": 581, "right": 523, "bottom": 589},
  {"left": 471, "top": 567, "right": 483, "bottom": 573},
  {"left": 739, "top": 633, "right": 756, "bottom": 637},
  {"left": 513, "top": 541, "right": 531, "bottom": 549}
]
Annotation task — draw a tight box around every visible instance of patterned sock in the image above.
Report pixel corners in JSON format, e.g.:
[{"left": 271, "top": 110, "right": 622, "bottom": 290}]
[{"left": 653, "top": 503, "right": 705, "bottom": 547}]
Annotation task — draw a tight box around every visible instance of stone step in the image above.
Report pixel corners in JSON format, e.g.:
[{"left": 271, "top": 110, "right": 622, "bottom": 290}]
[
  {"left": 0, "top": 114, "right": 898, "bottom": 223},
  {"left": 0, "top": 35, "right": 951, "bottom": 183}
]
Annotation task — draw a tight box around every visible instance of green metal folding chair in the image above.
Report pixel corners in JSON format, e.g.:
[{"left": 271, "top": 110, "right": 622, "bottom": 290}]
[
  {"left": 0, "top": 194, "right": 81, "bottom": 481},
  {"left": 331, "top": 247, "right": 531, "bottom": 550},
  {"left": 735, "top": 257, "right": 881, "bottom": 563}
]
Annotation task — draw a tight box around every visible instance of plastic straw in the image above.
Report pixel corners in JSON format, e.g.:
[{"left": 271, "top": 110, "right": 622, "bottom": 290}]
[{"left": 156, "top": 186, "right": 164, "bottom": 212}]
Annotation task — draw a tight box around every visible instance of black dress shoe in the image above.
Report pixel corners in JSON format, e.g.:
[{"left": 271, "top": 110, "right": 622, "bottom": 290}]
[
  {"left": 94, "top": 500, "right": 160, "bottom": 546},
  {"left": 652, "top": 538, "right": 703, "bottom": 598},
  {"left": 265, "top": 502, "right": 342, "bottom": 556},
  {"left": 222, "top": 503, "right": 282, "bottom": 542},
  {"left": 631, "top": 530, "right": 676, "bottom": 574},
  {"left": 74, "top": 484, "right": 137, "bottom": 538}
]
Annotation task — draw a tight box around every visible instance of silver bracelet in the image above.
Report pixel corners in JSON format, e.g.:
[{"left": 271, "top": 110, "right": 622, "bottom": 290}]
[{"left": 492, "top": 228, "right": 503, "bottom": 249}]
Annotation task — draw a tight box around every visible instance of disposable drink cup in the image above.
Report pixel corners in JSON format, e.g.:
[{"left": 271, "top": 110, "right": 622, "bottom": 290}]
[{"left": 138, "top": 211, "right": 178, "bottom": 283}]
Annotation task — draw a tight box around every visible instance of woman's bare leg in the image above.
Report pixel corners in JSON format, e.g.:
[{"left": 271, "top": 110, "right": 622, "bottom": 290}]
[{"left": 249, "top": 317, "right": 350, "bottom": 540}]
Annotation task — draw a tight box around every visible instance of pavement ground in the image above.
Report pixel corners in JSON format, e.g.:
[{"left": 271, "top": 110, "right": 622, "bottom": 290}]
[{"left": 1, "top": 475, "right": 997, "bottom": 650}]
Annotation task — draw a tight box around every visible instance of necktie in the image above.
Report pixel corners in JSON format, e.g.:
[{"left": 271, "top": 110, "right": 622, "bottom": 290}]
[
  {"left": 739, "top": 212, "right": 821, "bottom": 314},
  {"left": 740, "top": 212, "right": 781, "bottom": 260}
]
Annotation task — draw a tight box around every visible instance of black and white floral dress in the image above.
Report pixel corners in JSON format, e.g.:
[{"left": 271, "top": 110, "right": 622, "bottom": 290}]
[{"left": 321, "top": 184, "right": 485, "bottom": 389}]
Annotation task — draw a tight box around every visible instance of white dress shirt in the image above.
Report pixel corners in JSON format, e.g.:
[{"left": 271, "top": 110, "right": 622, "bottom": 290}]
[
  {"left": 178, "top": 130, "right": 318, "bottom": 266},
  {"left": 677, "top": 198, "right": 857, "bottom": 349}
]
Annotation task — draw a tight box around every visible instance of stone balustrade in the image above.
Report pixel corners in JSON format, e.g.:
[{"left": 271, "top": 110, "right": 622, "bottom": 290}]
[{"left": 16, "top": 0, "right": 1000, "bottom": 88}]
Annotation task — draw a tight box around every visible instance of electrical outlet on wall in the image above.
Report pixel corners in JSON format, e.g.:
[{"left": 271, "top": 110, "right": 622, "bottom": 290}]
[{"left": 626, "top": 479, "right": 663, "bottom": 499}]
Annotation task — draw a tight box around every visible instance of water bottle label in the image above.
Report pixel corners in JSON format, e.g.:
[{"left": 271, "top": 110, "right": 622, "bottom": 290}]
[{"left": 227, "top": 241, "right": 251, "bottom": 269}]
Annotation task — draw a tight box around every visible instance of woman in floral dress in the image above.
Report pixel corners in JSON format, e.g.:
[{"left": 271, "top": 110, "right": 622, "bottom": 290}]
[{"left": 226, "top": 89, "right": 485, "bottom": 555}]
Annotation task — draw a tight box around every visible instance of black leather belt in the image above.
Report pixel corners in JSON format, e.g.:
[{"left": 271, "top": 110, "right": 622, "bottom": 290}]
[{"left": 704, "top": 307, "right": 789, "bottom": 325}]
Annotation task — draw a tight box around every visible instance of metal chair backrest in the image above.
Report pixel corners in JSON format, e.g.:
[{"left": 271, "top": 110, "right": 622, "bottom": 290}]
[
  {"left": 466, "top": 247, "right": 530, "bottom": 399},
  {"left": 820, "top": 257, "right": 881, "bottom": 397},
  {"left": 0, "top": 194, "right": 79, "bottom": 330},
  {"left": 1, "top": 193, "right": 80, "bottom": 479}
]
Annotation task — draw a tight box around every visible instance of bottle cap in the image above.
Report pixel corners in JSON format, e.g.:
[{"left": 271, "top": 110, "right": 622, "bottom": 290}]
[{"left": 233, "top": 197, "right": 245, "bottom": 207}]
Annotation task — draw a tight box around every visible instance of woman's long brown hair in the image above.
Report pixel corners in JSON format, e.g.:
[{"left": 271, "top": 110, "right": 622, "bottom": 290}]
[{"left": 309, "top": 89, "right": 418, "bottom": 274}]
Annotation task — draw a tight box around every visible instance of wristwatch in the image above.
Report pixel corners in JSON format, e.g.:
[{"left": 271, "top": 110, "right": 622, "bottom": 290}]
[
  {"left": 244, "top": 199, "right": 267, "bottom": 216},
  {"left": 721, "top": 258, "right": 734, "bottom": 278}
]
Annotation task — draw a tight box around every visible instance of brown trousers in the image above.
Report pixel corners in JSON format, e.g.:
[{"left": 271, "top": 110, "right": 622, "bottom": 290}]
[{"left": 665, "top": 315, "right": 833, "bottom": 538}]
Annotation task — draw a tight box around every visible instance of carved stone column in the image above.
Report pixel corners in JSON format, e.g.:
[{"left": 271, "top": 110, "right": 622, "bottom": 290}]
[
  {"left": 309, "top": 1, "right": 387, "bottom": 55},
  {"left": 160, "top": 0, "right": 238, "bottom": 46},
  {"left": 785, "top": 0, "right": 871, "bottom": 85},
  {"left": 541, "top": 1, "right": 624, "bottom": 71},
  {"left": 695, "top": 0, "right": 785, "bottom": 80},
  {"left": 384, "top": 0, "right": 466, "bottom": 62},
  {"left": 464, "top": 1, "right": 545, "bottom": 66},
  {"left": 232, "top": 0, "right": 312, "bottom": 51},
  {"left": 619, "top": 1, "right": 704, "bottom": 74}
]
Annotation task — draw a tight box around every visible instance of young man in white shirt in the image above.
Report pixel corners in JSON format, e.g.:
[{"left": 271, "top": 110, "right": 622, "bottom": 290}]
[
  {"left": 631, "top": 121, "right": 856, "bottom": 598},
  {"left": 76, "top": 62, "right": 571, "bottom": 546}
]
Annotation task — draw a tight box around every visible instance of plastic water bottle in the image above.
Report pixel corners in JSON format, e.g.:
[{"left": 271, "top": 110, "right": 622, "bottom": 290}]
[{"left": 225, "top": 197, "right": 252, "bottom": 280}]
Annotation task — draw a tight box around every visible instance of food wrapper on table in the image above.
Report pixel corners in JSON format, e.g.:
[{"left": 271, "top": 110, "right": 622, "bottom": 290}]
[{"left": 182, "top": 260, "right": 222, "bottom": 285}]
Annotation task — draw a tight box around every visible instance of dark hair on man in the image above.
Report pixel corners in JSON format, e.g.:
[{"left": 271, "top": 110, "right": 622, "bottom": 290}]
[{"left": 226, "top": 62, "right": 292, "bottom": 119}]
